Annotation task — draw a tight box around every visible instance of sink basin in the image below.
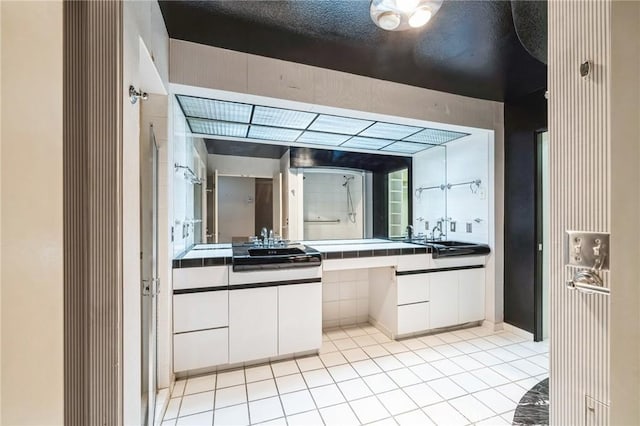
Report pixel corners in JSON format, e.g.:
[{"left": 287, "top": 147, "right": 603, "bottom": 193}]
[
  {"left": 248, "top": 247, "right": 306, "bottom": 256},
  {"left": 430, "top": 241, "right": 474, "bottom": 247},
  {"left": 427, "top": 241, "right": 491, "bottom": 258}
]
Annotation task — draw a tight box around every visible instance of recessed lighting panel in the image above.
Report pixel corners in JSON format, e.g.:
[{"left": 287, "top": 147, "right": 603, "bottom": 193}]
[
  {"left": 297, "top": 131, "right": 351, "bottom": 146},
  {"left": 187, "top": 118, "right": 249, "bottom": 137},
  {"left": 248, "top": 125, "right": 302, "bottom": 142},
  {"left": 341, "top": 136, "right": 394, "bottom": 150},
  {"left": 308, "top": 115, "right": 374, "bottom": 135},
  {"left": 404, "top": 128, "right": 469, "bottom": 144},
  {"left": 251, "top": 106, "right": 317, "bottom": 129},
  {"left": 359, "top": 122, "right": 422, "bottom": 139},
  {"left": 381, "top": 141, "right": 431, "bottom": 154},
  {"left": 178, "top": 95, "right": 252, "bottom": 123}
]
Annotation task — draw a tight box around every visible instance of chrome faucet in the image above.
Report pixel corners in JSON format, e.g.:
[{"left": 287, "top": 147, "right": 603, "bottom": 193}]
[
  {"left": 260, "top": 227, "right": 268, "bottom": 245},
  {"left": 431, "top": 221, "right": 444, "bottom": 241},
  {"left": 406, "top": 225, "right": 414, "bottom": 240}
]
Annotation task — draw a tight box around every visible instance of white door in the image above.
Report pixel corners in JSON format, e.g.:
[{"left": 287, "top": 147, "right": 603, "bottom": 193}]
[
  {"left": 278, "top": 283, "right": 322, "bottom": 354},
  {"left": 229, "top": 287, "right": 278, "bottom": 363},
  {"left": 429, "top": 271, "right": 459, "bottom": 329},
  {"left": 273, "top": 172, "right": 282, "bottom": 238}
]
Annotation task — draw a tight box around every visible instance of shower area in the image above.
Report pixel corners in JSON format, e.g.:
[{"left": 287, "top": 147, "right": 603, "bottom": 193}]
[{"left": 303, "top": 169, "right": 367, "bottom": 240}]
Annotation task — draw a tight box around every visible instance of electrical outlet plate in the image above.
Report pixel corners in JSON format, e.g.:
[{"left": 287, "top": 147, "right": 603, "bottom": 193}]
[{"left": 565, "top": 231, "right": 610, "bottom": 270}]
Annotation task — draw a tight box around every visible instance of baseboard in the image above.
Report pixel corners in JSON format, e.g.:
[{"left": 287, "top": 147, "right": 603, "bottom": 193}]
[
  {"left": 502, "top": 322, "right": 534, "bottom": 340},
  {"left": 481, "top": 320, "right": 504, "bottom": 332},
  {"left": 154, "top": 388, "right": 171, "bottom": 426}
]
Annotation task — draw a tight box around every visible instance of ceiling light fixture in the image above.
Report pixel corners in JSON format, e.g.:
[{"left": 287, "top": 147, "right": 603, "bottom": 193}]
[{"left": 370, "top": 0, "right": 443, "bottom": 31}]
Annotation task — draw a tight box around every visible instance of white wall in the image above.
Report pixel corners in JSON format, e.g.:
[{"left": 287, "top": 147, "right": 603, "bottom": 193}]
[
  {"left": 413, "top": 147, "right": 446, "bottom": 236},
  {"left": 303, "top": 171, "right": 364, "bottom": 240},
  {"left": 1, "top": 1, "right": 64, "bottom": 423},
  {"left": 218, "top": 177, "right": 256, "bottom": 242},
  {"left": 123, "top": 1, "right": 169, "bottom": 423},
  {"left": 323, "top": 270, "right": 370, "bottom": 329},
  {"left": 208, "top": 153, "right": 282, "bottom": 178}
]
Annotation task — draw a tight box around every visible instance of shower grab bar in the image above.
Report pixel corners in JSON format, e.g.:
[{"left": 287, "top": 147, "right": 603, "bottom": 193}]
[{"left": 304, "top": 219, "right": 341, "bottom": 223}]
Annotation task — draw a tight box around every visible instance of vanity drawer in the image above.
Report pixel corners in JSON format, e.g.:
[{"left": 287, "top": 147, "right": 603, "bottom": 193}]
[
  {"left": 173, "top": 265, "right": 228, "bottom": 290},
  {"left": 397, "top": 302, "right": 429, "bottom": 335},
  {"left": 397, "top": 274, "right": 429, "bottom": 305},
  {"left": 174, "top": 328, "right": 228, "bottom": 372},
  {"left": 173, "top": 290, "right": 228, "bottom": 333}
]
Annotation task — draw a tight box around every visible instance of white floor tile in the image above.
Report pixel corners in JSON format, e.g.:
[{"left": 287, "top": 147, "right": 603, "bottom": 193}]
[
  {"left": 319, "top": 403, "right": 360, "bottom": 426},
  {"left": 374, "top": 355, "right": 404, "bottom": 371},
  {"left": 275, "top": 373, "right": 307, "bottom": 394},
  {"left": 449, "top": 340, "right": 481, "bottom": 355},
  {"left": 351, "top": 359, "right": 383, "bottom": 376},
  {"left": 515, "top": 377, "right": 540, "bottom": 391},
  {"left": 353, "top": 334, "right": 378, "bottom": 347},
  {"left": 491, "top": 363, "right": 529, "bottom": 382},
  {"left": 501, "top": 409, "right": 516, "bottom": 423},
  {"left": 337, "top": 378, "right": 373, "bottom": 401},
  {"left": 450, "top": 371, "right": 491, "bottom": 393},
  {"left": 414, "top": 347, "right": 445, "bottom": 362},
  {"left": 214, "top": 403, "right": 249, "bottom": 426},
  {"left": 431, "top": 359, "right": 465, "bottom": 376},
  {"left": 474, "top": 389, "right": 518, "bottom": 414},
  {"left": 486, "top": 347, "right": 520, "bottom": 363},
  {"left": 503, "top": 344, "right": 537, "bottom": 358},
  {"left": 509, "top": 358, "right": 547, "bottom": 376},
  {"left": 215, "top": 385, "right": 247, "bottom": 409},
  {"left": 469, "top": 350, "right": 504, "bottom": 367},
  {"left": 422, "top": 401, "right": 469, "bottom": 426},
  {"left": 371, "top": 333, "right": 393, "bottom": 344},
  {"left": 418, "top": 334, "right": 446, "bottom": 347},
  {"left": 344, "top": 326, "right": 369, "bottom": 338},
  {"left": 472, "top": 368, "right": 511, "bottom": 387},
  {"left": 449, "top": 394, "right": 495, "bottom": 423},
  {"left": 409, "top": 363, "right": 444, "bottom": 382},
  {"left": 362, "top": 344, "right": 391, "bottom": 358},
  {"left": 467, "top": 337, "right": 499, "bottom": 351},
  {"left": 475, "top": 415, "right": 511, "bottom": 425},
  {"left": 253, "top": 417, "right": 287, "bottom": 426},
  {"left": 248, "top": 397, "right": 285, "bottom": 424},
  {"left": 332, "top": 337, "right": 359, "bottom": 351},
  {"left": 437, "top": 332, "right": 463, "bottom": 344},
  {"left": 394, "top": 351, "right": 424, "bottom": 367},
  {"left": 495, "top": 382, "right": 528, "bottom": 403},
  {"left": 349, "top": 396, "right": 391, "bottom": 424},
  {"left": 387, "top": 368, "right": 422, "bottom": 387},
  {"left": 172, "top": 379, "right": 187, "bottom": 398},
  {"left": 484, "top": 335, "right": 514, "bottom": 347},
  {"left": 433, "top": 344, "right": 464, "bottom": 358},
  {"left": 377, "top": 389, "right": 418, "bottom": 415},
  {"left": 427, "top": 377, "right": 466, "bottom": 399},
  {"left": 327, "top": 364, "right": 359, "bottom": 382},
  {"left": 176, "top": 411, "right": 213, "bottom": 426},
  {"left": 286, "top": 409, "right": 323, "bottom": 426},
  {"left": 450, "top": 354, "right": 485, "bottom": 371},
  {"left": 402, "top": 383, "right": 443, "bottom": 407},
  {"left": 271, "top": 360, "right": 299, "bottom": 377},
  {"left": 280, "top": 389, "right": 316, "bottom": 416},
  {"left": 303, "top": 368, "right": 334, "bottom": 388},
  {"left": 161, "top": 419, "right": 176, "bottom": 426},
  {"left": 394, "top": 409, "right": 436, "bottom": 426},
  {"left": 319, "top": 352, "right": 348, "bottom": 367},
  {"left": 179, "top": 391, "right": 215, "bottom": 417},
  {"left": 319, "top": 341, "right": 338, "bottom": 354},
  {"left": 367, "top": 417, "right": 397, "bottom": 426},
  {"left": 247, "top": 379, "right": 278, "bottom": 401},
  {"left": 245, "top": 365, "right": 273, "bottom": 383},
  {"left": 528, "top": 354, "right": 549, "bottom": 369},
  {"left": 163, "top": 398, "right": 181, "bottom": 420},
  {"left": 401, "top": 338, "right": 428, "bottom": 351},
  {"left": 363, "top": 373, "right": 398, "bottom": 393},
  {"left": 296, "top": 356, "right": 324, "bottom": 372},
  {"left": 382, "top": 341, "right": 409, "bottom": 354},
  {"left": 216, "top": 370, "right": 245, "bottom": 389},
  {"left": 324, "top": 329, "right": 349, "bottom": 340},
  {"left": 310, "top": 383, "right": 346, "bottom": 408},
  {"left": 342, "top": 347, "right": 369, "bottom": 362},
  {"left": 184, "top": 375, "right": 216, "bottom": 396},
  {"left": 451, "top": 329, "right": 478, "bottom": 341}
]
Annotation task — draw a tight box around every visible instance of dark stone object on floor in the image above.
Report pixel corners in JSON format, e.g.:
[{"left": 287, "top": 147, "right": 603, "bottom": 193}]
[{"left": 513, "top": 378, "right": 549, "bottom": 425}]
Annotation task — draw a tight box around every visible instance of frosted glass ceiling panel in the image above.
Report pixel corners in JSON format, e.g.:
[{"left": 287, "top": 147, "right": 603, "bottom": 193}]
[
  {"left": 187, "top": 118, "right": 249, "bottom": 138},
  {"left": 297, "top": 131, "right": 351, "bottom": 146},
  {"left": 341, "top": 137, "right": 394, "bottom": 150},
  {"left": 248, "top": 125, "right": 302, "bottom": 142},
  {"left": 178, "top": 95, "right": 252, "bottom": 123},
  {"left": 380, "top": 141, "right": 433, "bottom": 154},
  {"left": 404, "top": 128, "right": 469, "bottom": 144},
  {"left": 308, "top": 115, "right": 374, "bottom": 135},
  {"left": 251, "top": 106, "right": 317, "bottom": 129},
  {"left": 359, "top": 122, "right": 422, "bottom": 140}
]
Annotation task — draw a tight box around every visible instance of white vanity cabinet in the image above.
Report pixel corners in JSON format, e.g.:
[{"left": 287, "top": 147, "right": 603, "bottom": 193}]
[
  {"left": 278, "top": 282, "right": 322, "bottom": 354},
  {"left": 229, "top": 286, "right": 279, "bottom": 363},
  {"left": 429, "top": 267, "right": 486, "bottom": 329},
  {"left": 396, "top": 274, "right": 430, "bottom": 335},
  {"left": 458, "top": 268, "right": 486, "bottom": 323}
]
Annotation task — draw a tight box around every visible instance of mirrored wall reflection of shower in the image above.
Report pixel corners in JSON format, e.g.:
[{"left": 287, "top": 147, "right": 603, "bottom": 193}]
[{"left": 303, "top": 169, "right": 365, "bottom": 240}]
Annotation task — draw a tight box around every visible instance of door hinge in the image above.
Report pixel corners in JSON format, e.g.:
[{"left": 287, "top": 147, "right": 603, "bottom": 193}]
[{"left": 142, "top": 278, "right": 161, "bottom": 296}]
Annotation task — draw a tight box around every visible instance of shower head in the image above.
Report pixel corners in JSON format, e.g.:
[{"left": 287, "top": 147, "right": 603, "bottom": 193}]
[{"left": 342, "top": 175, "right": 355, "bottom": 187}]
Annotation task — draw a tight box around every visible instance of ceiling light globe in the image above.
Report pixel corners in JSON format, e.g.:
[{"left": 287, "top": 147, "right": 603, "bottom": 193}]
[
  {"left": 408, "top": 6, "right": 432, "bottom": 28},
  {"left": 395, "top": 0, "right": 420, "bottom": 13},
  {"left": 377, "top": 11, "right": 401, "bottom": 30}
]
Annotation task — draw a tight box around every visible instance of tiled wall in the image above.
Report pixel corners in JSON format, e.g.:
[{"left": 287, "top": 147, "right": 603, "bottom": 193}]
[
  {"left": 303, "top": 171, "right": 364, "bottom": 240},
  {"left": 322, "top": 269, "right": 370, "bottom": 329},
  {"left": 412, "top": 134, "right": 490, "bottom": 244}
]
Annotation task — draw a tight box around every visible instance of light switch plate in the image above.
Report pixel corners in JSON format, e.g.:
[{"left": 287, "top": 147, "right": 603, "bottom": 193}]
[{"left": 565, "top": 231, "right": 610, "bottom": 270}]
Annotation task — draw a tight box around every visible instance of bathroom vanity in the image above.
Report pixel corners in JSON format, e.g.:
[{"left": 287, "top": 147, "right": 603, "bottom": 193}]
[{"left": 171, "top": 238, "right": 489, "bottom": 375}]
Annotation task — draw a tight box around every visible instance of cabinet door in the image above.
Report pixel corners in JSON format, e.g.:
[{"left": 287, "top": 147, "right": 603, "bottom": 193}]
[
  {"left": 229, "top": 287, "right": 278, "bottom": 363},
  {"left": 278, "top": 282, "right": 322, "bottom": 355},
  {"left": 458, "top": 268, "right": 485, "bottom": 323},
  {"left": 174, "top": 328, "right": 228, "bottom": 372},
  {"left": 173, "top": 291, "right": 228, "bottom": 333},
  {"left": 428, "top": 271, "right": 459, "bottom": 329},
  {"left": 397, "top": 302, "right": 429, "bottom": 335},
  {"left": 397, "top": 274, "right": 429, "bottom": 305}
]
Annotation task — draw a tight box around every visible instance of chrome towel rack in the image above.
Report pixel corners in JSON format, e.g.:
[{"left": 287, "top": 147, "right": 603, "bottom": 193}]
[
  {"left": 415, "top": 179, "right": 482, "bottom": 197},
  {"left": 304, "top": 219, "right": 341, "bottom": 223}
]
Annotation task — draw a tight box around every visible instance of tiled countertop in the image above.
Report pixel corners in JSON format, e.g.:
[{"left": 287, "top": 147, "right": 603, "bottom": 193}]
[{"left": 173, "top": 239, "right": 430, "bottom": 268}]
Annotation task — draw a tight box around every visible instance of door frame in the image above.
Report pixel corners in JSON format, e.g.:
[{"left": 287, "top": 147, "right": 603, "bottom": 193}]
[{"left": 534, "top": 128, "right": 549, "bottom": 342}]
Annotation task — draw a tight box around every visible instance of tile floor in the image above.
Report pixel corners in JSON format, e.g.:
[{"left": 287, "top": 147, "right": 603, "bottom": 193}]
[{"left": 161, "top": 324, "right": 549, "bottom": 426}]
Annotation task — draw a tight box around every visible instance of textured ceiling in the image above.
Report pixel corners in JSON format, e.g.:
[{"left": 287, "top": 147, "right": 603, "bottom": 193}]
[{"left": 159, "top": 0, "right": 547, "bottom": 101}]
